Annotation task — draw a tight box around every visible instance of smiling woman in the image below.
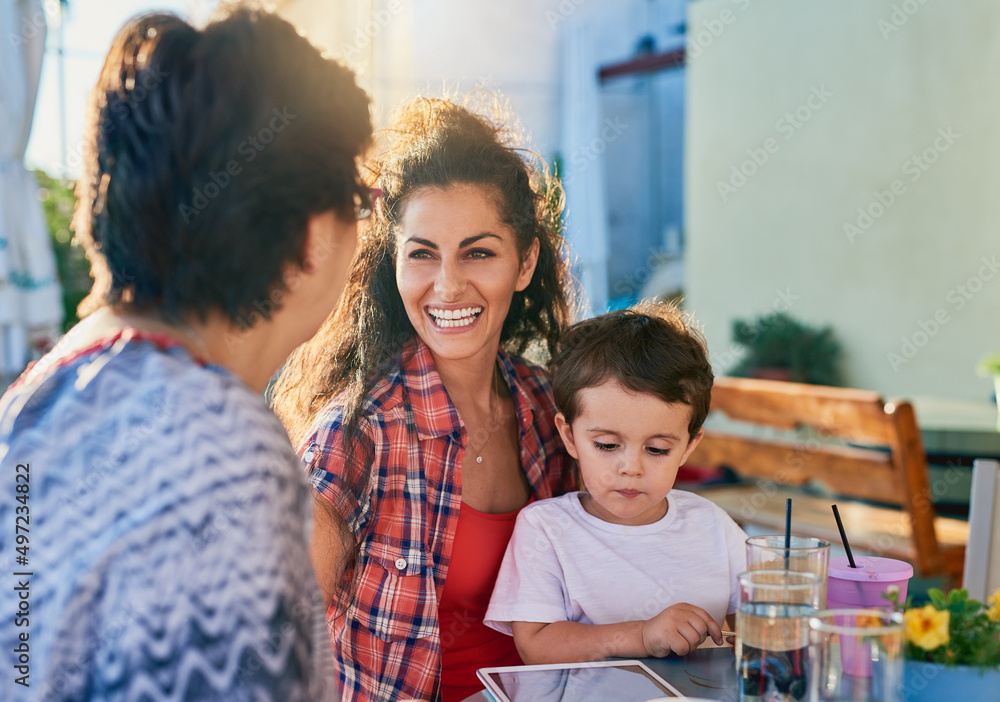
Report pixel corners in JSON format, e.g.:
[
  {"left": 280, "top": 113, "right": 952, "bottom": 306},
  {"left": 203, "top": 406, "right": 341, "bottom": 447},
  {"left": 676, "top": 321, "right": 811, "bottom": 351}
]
[
  {"left": 396, "top": 185, "right": 539, "bottom": 365},
  {"left": 271, "top": 97, "right": 577, "bottom": 702}
]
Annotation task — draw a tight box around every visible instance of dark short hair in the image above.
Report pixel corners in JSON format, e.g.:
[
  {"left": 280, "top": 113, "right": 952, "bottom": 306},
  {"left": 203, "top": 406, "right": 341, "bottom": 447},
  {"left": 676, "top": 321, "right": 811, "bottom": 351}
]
[
  {"left": 74, "top": 7, "right": 372, "bottom": 325},
  {"left": 551, "top": 302, "right": 714, "bottom": 440}
]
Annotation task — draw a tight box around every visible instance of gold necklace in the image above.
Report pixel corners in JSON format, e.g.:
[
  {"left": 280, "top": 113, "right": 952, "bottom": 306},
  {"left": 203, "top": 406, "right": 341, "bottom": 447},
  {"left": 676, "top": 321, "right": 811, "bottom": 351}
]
[{"left": 467, "top": 366, "right": 500, "bottom": 464}]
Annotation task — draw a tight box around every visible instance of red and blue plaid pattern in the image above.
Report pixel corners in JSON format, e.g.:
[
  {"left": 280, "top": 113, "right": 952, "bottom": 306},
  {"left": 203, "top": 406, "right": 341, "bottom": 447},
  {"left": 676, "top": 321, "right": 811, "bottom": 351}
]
[{"left": 303, "top": 338, "right": 573, "bottom": 701}]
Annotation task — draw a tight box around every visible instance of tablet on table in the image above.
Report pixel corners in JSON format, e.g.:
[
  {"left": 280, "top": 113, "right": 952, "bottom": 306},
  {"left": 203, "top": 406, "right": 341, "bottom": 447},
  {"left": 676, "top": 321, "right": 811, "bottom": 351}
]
[{"left": 476, "top": 660, "right": 684, "bottom": 701}]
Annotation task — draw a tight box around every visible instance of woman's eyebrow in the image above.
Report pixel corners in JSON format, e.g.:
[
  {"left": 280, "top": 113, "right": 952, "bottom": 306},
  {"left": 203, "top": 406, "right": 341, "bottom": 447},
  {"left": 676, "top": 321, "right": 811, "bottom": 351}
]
[
  {"left": 460, "top": 232, "right": 502, "bottom": 247},
  {"left": 404, "top": 236, "right": 437, "bottom": 248},
  {"left": 403, "top": 232, "right": 502, "bottom": 248}
]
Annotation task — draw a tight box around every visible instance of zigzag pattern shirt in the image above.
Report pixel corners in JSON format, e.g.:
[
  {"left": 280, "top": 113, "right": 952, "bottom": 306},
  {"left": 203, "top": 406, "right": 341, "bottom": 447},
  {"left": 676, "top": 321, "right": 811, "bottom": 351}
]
[{"left": 0, "top": 330, "right": 338, "bottom": 701}]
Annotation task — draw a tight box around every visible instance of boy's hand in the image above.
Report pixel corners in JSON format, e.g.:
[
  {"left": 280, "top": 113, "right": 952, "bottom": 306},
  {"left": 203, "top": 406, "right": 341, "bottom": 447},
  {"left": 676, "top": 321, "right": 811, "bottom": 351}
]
[{"left": 641, "top": 603, "right": 723, "bottom": 657}]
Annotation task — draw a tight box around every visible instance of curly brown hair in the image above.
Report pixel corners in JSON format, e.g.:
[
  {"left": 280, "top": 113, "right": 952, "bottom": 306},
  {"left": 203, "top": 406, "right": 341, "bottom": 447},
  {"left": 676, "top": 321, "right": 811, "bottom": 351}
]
[{"left": 271, "top": 96, "right": 575, "bottom": 448}]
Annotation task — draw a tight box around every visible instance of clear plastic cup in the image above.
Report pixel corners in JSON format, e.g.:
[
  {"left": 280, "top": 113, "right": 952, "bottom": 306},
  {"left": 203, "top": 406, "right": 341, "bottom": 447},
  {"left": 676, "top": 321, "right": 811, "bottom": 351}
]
[
  {"left": 746, "top": 535, "right": 831, "bottom": 608},
  {"left": 808, "top": 608, "right": 904, "bottom": 698},
  {"left": 736, "top": 570, "right": 822, "bottom": 701}
]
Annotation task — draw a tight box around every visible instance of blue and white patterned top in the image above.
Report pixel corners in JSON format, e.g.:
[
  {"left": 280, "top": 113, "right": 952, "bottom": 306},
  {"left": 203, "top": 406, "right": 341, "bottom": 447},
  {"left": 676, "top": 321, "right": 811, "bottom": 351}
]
[{"left": 0, "top": 330, "right": 338, "bottom": 701}]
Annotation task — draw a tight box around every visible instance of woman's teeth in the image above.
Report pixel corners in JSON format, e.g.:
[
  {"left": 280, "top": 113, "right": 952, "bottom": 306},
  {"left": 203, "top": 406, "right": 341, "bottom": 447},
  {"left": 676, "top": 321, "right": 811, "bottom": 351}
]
[{"left": 429, "top": 306, "right": 483, "bottom": 328}]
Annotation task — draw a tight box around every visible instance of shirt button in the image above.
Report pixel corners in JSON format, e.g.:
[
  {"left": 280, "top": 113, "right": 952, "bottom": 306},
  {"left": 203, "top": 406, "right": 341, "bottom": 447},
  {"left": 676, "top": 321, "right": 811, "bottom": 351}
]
[
  {"left": 395, "top": 558, "right": 407, "bottom": 570},
  {"left": 303, "top": 449, "right": 315, "bottom": 463}
]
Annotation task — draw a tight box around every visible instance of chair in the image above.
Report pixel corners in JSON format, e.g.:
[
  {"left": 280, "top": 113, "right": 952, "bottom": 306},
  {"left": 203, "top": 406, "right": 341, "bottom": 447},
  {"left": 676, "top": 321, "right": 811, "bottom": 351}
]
[
  {"left": 686, "top": 376, "right": 968, "bottom": 585},
  {"left": 963, "top": 459, "right": 1000, "bottom": 600}
]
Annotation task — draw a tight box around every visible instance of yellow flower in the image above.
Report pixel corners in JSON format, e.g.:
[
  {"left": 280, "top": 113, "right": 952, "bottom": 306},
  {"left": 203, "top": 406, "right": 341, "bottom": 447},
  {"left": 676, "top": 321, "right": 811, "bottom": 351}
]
[
  {"left": 988, "top": 588, "right": 1000, "bottom": 623},
  {"left": 903, "top": 605, "right": 950, "bottom": 650}
]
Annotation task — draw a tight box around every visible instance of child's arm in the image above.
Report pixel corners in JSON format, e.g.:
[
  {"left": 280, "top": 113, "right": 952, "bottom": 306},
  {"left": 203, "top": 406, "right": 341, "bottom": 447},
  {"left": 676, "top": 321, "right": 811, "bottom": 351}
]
[{"left": 512, "top": 602, "right": 724, "bottom": 663}]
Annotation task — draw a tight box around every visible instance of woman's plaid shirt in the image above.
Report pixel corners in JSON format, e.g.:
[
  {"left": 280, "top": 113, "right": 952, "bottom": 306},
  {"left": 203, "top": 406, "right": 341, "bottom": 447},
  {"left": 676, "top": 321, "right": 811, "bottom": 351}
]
[{"left": 302, "top": 338, "right": 574, "bottom": 701}]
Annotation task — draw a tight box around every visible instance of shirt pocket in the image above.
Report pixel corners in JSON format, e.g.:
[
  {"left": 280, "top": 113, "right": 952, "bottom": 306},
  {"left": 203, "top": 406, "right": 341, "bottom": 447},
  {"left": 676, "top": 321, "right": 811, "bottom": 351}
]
[{"left": 350, "top": 536, "right": 437, "bottom": 643}]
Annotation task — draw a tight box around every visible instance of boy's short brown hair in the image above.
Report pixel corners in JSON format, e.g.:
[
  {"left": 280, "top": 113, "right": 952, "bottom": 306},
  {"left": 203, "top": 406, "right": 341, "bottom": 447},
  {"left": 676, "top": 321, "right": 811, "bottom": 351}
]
[{"left": 550, "top": 301, "right": 714, "bottom": 440}]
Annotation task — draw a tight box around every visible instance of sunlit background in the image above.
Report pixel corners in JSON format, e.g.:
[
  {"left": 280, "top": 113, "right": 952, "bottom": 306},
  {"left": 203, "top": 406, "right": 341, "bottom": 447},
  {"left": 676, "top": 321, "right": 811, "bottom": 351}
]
[{"left": 8, "top": 0, "right": 1000, "bottom": 447}]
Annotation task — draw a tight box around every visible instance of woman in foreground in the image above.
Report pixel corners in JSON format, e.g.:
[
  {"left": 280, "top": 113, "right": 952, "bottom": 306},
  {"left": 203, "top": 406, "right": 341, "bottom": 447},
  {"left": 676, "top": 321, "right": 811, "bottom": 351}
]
[{"left": 0, "top": 8, "right": 371, "bottom": 699}]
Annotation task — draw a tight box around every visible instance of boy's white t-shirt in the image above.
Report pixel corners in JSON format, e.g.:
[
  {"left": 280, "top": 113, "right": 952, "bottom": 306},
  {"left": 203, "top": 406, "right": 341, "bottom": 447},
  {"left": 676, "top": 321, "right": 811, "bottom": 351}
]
[{"left": 484, "top": 490, "right": 748, "bottom": 635}]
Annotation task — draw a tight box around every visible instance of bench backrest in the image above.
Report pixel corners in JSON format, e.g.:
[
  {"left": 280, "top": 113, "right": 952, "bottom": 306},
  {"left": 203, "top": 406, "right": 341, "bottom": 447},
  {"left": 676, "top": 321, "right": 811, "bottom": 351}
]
[{"left": 687, "top": 376, "right": 944, "bottom": 575}]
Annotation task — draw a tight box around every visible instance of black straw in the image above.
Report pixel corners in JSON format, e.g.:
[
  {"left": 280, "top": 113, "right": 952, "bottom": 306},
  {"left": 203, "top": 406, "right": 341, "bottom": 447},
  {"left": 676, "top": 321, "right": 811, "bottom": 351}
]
[
  {"left": 784, "top": 498, "right": 792, "bottom": 569},
  {"left": 832, "top": 504, "right": 857, "bottom": 568}
]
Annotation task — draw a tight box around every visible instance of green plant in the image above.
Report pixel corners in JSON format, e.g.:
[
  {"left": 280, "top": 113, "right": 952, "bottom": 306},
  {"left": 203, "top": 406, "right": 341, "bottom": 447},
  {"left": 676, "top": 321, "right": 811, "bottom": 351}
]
[
  {"left": 35, "top": 170, "right": 92, "bottom": 332},
  {"left": 978, "top": 353, "right": 1000, "bottom": 377},
  {"left": 888, "top": 587, "right": 1000, "bottom": 670},
  {"left": 730, "top": 312, "right": 843, "bottom": 386}
]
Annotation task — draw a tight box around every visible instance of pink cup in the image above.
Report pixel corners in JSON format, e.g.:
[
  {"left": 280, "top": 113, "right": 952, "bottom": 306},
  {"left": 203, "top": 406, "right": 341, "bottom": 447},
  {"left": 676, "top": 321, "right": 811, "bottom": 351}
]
[
  {"left": 826, "top": 556, "right": 913, "bottom": 610},
  {"left": 826, "top": 556, "right": 913, "bottom": 677}
]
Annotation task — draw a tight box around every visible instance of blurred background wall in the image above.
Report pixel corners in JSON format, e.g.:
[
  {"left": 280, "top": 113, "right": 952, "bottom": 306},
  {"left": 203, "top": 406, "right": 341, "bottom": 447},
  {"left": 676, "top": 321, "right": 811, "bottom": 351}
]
[{"left": 686, "top": 0, "right": 1000, "bottom": 401}]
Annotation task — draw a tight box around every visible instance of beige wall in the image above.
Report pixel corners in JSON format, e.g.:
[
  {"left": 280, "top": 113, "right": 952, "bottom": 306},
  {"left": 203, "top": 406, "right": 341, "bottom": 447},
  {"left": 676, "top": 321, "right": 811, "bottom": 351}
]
[
  {"left": 685, "top": 0, "right": 1000, "bottom": 401},
  {"left": 276, "top": 0, "right": 566, "bottom": 154}
]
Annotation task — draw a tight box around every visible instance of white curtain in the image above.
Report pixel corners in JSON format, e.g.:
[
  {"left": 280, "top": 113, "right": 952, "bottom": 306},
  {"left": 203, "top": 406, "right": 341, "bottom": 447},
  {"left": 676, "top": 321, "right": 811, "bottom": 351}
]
[
  {"left": 560, "top": 18, "right": 609, "bottom": 318},
  {"left": 0, "top": 0, "right": 63, "bottom": 377}
]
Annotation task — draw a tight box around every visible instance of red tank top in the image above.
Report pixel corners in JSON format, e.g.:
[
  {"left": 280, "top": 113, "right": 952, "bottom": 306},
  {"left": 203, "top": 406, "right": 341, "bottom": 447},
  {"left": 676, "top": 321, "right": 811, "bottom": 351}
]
[{"left": 438, "top": 499, "right": 529, "bottom": 702}]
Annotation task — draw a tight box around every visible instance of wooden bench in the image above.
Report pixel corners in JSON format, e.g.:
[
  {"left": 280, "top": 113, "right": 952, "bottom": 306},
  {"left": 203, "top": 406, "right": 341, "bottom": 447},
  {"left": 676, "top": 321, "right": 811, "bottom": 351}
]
[{"left": 686, "top": 376, "right": 968, "bottom": 585}]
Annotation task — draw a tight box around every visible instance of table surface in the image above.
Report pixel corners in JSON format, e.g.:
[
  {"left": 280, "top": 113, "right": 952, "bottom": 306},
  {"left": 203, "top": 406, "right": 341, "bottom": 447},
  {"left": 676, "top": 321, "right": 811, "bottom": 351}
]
[{"left": 461, "top": 646, "right": 738, "bottom": 701}]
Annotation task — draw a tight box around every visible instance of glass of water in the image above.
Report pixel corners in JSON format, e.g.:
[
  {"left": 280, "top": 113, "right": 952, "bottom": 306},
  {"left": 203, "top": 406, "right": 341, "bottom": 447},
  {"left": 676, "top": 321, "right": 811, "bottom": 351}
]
[
  {"left": 746, "top": 535, "right": 830, "bottom": 608},
  {"left": 736, "top": 570, "right": 822, "bottom": 702},
  {"left": 808, "top": 609, "right": 904, "bottom": 701}
]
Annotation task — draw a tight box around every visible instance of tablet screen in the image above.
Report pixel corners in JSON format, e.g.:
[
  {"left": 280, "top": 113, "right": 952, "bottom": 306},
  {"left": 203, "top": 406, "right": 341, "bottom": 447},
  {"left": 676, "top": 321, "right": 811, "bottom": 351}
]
[{"left": 478, "top": 661, "right": 680, "bottom": 701}]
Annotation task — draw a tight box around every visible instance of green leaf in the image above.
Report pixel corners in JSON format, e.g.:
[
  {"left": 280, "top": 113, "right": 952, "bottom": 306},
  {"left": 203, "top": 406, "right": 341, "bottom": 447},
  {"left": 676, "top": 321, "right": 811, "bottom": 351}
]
[{"left": 927, "top": 588, "right": 948, "bottom": 609}]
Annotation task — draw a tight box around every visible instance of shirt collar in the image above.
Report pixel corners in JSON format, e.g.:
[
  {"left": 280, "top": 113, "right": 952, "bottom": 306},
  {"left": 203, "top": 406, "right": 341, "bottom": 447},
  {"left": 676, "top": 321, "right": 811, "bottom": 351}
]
[
  {"left": 496, "top": 346, "right": 538, "bottom": 436},
  {"left": 400, "top": 338, "right": 463, "bottom": 440},
  {"left": 400, "top": 337, "right": 537, "bottom": 441}
]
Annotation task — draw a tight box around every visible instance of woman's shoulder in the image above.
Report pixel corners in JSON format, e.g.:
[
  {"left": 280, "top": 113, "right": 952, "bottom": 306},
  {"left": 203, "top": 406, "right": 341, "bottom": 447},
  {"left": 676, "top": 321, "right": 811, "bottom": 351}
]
[
  {"left": 299, "top": 359, "right": 407, "bottom": 452},
  {"left": 4, "top": 336, "right": 250, "bottom": 436}
]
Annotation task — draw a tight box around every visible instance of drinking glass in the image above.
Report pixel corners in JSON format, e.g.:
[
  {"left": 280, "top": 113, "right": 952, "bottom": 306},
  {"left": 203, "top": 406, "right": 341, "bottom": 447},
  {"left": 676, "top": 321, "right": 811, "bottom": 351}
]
[
  {"left": 737, "top": 570, "right": 822, "bottom": 702},
  {"left": 808, "top": 609, "right": 904, "bottom": 701},
  {"left": 746, "top": 535, "right": 831, "bottom": 608}
]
